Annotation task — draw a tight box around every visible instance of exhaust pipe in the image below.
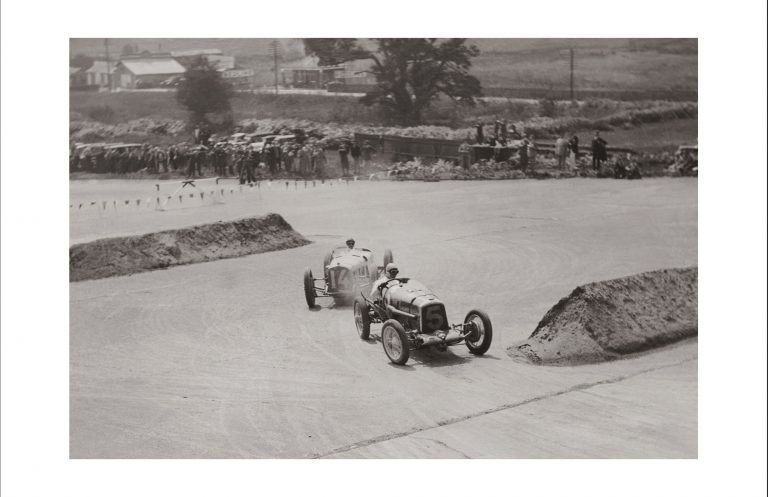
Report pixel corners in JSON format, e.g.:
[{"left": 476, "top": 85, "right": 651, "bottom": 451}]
[{"left": 414, "top": 329, "right": 464, "bottom": 347}]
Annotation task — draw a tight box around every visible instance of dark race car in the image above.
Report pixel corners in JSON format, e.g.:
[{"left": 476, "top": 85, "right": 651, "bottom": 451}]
[
  {"left": 303, "top": 247, "right": 393, "bottom": 308},
  {"left": 353, "top": 277, "right": 492, "bottom": 365}
]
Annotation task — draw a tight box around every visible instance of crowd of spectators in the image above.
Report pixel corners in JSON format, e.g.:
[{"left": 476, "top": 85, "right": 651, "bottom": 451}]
[{"left": 70, "top": 136, "right": 335, "bottom": 184}]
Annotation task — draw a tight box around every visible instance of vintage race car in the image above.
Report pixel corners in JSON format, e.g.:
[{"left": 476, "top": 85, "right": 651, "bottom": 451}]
[
  {"left": 303, "top": 247, "right": 393, "bottom": 308},
  {"left": 353, "top": 278, "right": 492, "bottom": 364}
]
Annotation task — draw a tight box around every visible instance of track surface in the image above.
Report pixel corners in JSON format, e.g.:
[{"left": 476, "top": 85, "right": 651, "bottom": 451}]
[{"left": 70, "top": 178, "right": 698, "bottom": 458}]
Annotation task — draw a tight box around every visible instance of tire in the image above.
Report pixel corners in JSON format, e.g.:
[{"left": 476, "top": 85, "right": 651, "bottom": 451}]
[
  {"left": 303, "top": 268, "right": 316, "bottom": 308},
  {"left": 464, "top": 309, "right": 493, "bottom": 356},
  {"left": 382, "top": 249, "right": 393, "bottom": 268},
  {"left": 354, "top": 297, "right": 371, "bottom": 340},
  {"left": 381, "top": 319, "right": 409, "bottom": 365}
]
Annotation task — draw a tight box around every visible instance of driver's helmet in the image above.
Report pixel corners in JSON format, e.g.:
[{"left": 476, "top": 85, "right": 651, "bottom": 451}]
[
  {"left": 385, "top": 263, "right": 399, "bottom": 278},
  {"left": 346, "top": 238, "right": 355, "bottom": 249}
]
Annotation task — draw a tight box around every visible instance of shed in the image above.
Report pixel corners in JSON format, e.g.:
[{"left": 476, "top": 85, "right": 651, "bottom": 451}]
[{"left": 115, "top": 57, "right": 186, "bottom": 89}]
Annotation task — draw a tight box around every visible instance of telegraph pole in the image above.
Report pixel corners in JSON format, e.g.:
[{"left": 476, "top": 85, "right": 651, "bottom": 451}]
[
  {"left": 104, "top": 38, "right": 112, "bottom": 91},
  {"left": 569, "top": 48, "right": 574, "bottom": 102},
  {"left": 269, "top": 40, "right": 281, "bottom": 95}
]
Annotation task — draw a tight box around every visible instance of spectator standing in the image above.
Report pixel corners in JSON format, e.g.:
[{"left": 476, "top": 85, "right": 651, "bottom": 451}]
[
  {"left": 350, "top": 142, "right": 361, "bottom": 174},
  {"left": 339, "top": 142, "right": 350, "bottom": 176},
  {"left": 519, "top": 138, "right": 529, "bottom": 171},
  {"left": 458, "top": 140, "right": 471, "bottom": 169},
  {"left": 555, "top": 134, "right": 568, "bottom": 170},
  {"left": 591, "top": 131, "right": 607, "bottom": 171},
  {"left": 283, "top": 143, "right": 294, "bottom": 172},
  {"left": 299, "top": 145, "right": 312, "bottom": 175},
  {"left": 314, "top": 146, "right": 327, "bottom": 178},
  {"left": 475, "top": 121, "right": 485, "bottom": 144},
  {"left": 527, "top": 136, "right": 537, "bottom": 168},
  {"left": 500, "top": 119, "right": 509, "bottom": 145},
  {"left": 313, "top": 146, "right": 327, "bottom": 175},
  {"left": 568, "top": 134, "right": 580, "bottom": 170}
]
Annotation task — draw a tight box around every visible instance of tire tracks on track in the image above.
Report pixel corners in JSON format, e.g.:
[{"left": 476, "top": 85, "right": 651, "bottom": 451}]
[{"left": 311, "top": 356, "right": 697, "bottom": 458}]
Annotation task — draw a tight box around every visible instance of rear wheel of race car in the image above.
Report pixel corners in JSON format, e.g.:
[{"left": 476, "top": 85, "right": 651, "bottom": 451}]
[
  {"left": 464, "top": 309, "right": 493, "bottom": 356},
  {"left": 354, "top": 297, "right": 371, "bottom": 340},
  {"left": 381, "top": 319, "right": 409, "bottom": 365},
  {"left": 303, "top": 268, "right": 316, "bottom": 309},
  {"left": 382, "top": 249, "right": 394, "bottom": 268}
]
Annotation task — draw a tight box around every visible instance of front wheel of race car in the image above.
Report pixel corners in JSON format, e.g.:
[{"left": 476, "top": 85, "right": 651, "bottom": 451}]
[
  {"left": 354, "top": 297, "right": 371, "bottom": 340},
  {"left": 464, "top": 309, "right": 493, "bottom": 356},
  {"left": 303, "top": 268, "right": 316, "bottom": 308},
  {"left": 382, "top": 249, "right": 394, "bottom": 268},
  {"left": 381, "top": 319, "right": 409, "bottom": 365}
]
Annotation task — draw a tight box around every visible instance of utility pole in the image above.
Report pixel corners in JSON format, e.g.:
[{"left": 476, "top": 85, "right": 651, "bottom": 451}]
[
  {"left": 269, "top": 40, "right": 281, "bottom": 95},
  {"left": 569, "top": 48, "right": 574, "bottom": 102},
  {"left": 104, "top": 38, "right": 112, "bottom": 91}
]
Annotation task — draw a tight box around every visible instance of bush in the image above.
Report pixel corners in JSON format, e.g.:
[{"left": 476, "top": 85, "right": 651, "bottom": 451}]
[
  {"left": 538, "top": 98, "right": 557, "bottom": 118},
  {"left": 87, "top": 105, "right": 115, "bottom": 123}
]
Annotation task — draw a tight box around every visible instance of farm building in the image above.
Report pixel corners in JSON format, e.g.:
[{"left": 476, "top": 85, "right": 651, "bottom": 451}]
[
  {"left": 74, "top": 60, "right": 116, "bottom": 89},
  {"left": 114, "top": 55, "right": 186, "bottom": 89},
  {"left": 281, "top": 56, "right": 377, "bottom": 90},
  {"left": 280, "top": 56, "right": 344, "bottom": 88}
]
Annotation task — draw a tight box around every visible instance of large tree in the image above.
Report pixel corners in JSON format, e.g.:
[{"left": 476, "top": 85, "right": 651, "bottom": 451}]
[
  {"left": 304, "top": 38, "right": 482, "bottom": 125},
  {"left": 175, "top": 56, "right": 233, "bottom": 125}
]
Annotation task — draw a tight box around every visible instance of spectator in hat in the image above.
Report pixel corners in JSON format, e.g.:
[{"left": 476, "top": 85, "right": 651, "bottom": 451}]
[{"left": 591, "top": 131, "right": 607, "bottom": 171}]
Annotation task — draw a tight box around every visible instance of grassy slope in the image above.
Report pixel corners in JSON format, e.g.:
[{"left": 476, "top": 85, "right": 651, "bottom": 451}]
[{"left": 70, "top": 91, "right": 697, "bottom": 152}]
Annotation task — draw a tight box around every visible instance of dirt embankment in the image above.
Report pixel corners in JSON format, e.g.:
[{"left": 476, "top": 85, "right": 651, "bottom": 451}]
[
  {"left": 70, "top": 214, "right": 310, "bottom": 282},
  {"left": 509, "top": 267, "right": 697, "bottom": 365}
]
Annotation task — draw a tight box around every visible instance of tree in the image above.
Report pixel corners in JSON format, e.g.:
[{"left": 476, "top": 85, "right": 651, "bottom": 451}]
[
  {"left": 121, "top": 44, "right": 137, "bottom": 56},
  {"left": 175, "top": 56, "right": 233, "bottom": 125},
  {"left": 70, "top": 53, "right": 94, "bottom": 70},
  {"left": 304, "top": 38, "right": 482, "bottom": 125}
]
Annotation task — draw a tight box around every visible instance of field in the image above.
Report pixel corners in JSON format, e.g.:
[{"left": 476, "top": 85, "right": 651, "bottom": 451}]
[
  {"left": 70, "top": 177, "right": 698, "bottom": 458},
  {"left": 70, "top": 38, "right": 697, "bottom": 92}
]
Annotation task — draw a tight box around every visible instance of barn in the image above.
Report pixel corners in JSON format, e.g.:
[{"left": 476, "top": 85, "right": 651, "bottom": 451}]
[{"left": 114, "top": 56, "right": 186, "bottom": 89}]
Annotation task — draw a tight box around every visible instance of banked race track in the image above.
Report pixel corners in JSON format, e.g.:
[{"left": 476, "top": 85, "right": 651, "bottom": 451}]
[{"left": 70, "top": 177, "right": 698, "bottom": 458}]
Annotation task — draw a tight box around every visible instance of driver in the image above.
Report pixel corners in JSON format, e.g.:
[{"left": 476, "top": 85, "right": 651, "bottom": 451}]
[
  {"left": 370, "top": 263, "right": 401, "bottom": 303},
  {"left": 345, "top": 238, "right": 356, "bottom": 250}
]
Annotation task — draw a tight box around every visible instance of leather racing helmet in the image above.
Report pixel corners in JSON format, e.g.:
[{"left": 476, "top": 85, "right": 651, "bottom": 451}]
[{"left": 385, "top": 263, "right": 399, "bottom": 278}]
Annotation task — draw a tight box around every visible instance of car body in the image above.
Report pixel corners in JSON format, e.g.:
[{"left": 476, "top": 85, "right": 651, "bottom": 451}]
[
  {"left": 303, "top": 247, "right": 393, "bottom": 308},
  {"left": 354, "top": 277, "right": 493, "bottom": 364}
]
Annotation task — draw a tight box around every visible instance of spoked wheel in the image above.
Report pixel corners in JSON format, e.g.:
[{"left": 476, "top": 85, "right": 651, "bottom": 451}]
[
  {"left": 353, "top": 297, "right": 371, "bottom": 340},
  {"left": 381, "top": 319, "right": 409, "bottom": 365},
  {"left": 464, "top": 309, "right": 493, "bottom": 356},
  {"left": 382, "top": 249, "right": 393, "bottom": 268},
  {"left": 303, "top": 268, "right": 316, "bottom": 308}
]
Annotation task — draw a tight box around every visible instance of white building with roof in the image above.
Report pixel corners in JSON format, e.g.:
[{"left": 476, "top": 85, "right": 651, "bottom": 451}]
[
  {"left": 114, "top": 56, "right": 186, "bottom": 89},
  {"left": 81, "top": 60, "right": 116, "bottom": 88}
]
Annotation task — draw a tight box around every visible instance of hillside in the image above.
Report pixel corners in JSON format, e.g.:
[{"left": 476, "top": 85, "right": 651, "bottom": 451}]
[{"left": 70, "top": 38, "right": 697, "bottom": 92}]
